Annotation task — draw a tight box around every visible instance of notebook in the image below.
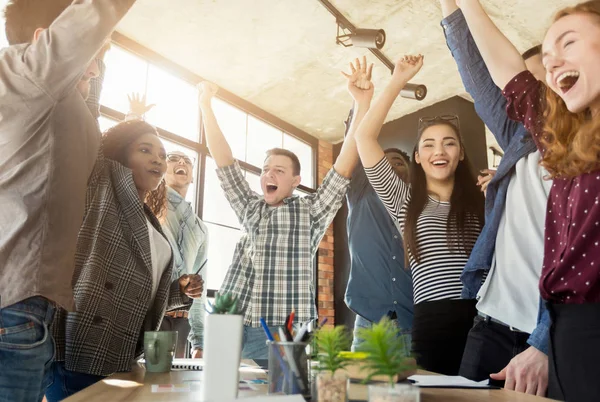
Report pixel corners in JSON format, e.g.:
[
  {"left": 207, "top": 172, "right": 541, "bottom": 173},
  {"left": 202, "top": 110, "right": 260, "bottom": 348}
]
[{"left": 171, "top": 358, "right": 204, "bottom": 371}]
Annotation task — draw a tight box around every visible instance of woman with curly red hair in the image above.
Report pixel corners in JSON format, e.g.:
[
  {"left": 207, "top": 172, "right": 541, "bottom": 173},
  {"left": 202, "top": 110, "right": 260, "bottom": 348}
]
[
  {"left": 456, "top": 0, "right": 600, "bottom": 400},
  {"left": 46, "top": 120, "right": 203, "bottom": 401}
]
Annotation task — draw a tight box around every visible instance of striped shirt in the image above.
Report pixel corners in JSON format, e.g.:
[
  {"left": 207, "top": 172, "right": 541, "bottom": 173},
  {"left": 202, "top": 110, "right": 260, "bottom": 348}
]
[
  {"left": 217, "top": 162, "right": 350, "bottom": 327},
  {"left": 365, "top": 158, "right": 482, "bottom": 305}
]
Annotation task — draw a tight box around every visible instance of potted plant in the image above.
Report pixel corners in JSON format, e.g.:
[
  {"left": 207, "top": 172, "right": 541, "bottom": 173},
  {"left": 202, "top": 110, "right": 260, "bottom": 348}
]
[
  {"left": 356, "top": 318, "right": 419, "bottom": 402},
  {"left": 201, "top": 292, "right": 243, "bottom": 402},
  {"left": 313, "top": 325, "right": 352, "bottom": 402}
]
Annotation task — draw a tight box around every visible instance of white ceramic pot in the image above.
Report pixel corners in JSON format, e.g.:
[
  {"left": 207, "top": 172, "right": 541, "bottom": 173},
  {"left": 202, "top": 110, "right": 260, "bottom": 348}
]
[{"left": 201, "top": 314, "right": 243, "bottom": 401}]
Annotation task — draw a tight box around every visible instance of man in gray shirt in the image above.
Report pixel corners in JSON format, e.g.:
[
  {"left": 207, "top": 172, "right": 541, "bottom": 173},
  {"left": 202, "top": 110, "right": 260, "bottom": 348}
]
[{"left": 0, "top": 1, "right": 136, "bottom": 401}]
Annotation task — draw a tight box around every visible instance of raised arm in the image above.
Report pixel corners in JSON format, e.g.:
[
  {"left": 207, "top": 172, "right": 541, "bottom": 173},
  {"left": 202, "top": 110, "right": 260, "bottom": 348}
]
[
  {"left": 85, "top": 43, "right": 111, "bottom": 123},
  {"left": 354, "top": 55, "right": 423, "bottom": 169},
  {"left": 333, "top": 56, "right": 374, "bottom": 178},
  {"left": 355, "top": 55, "right": 423, "bottom": 222},
  {"left": 198, "top": 82, "right": 235, "bottom": 167},
  {"left": 440, "top": 1, "right": 521, "bottom": 150},
  {"left": 17, "top": 0, "right": 137, "bottom": 101},
  {"left": 457, "top": 0, "right": 527, "bottom": 89}
]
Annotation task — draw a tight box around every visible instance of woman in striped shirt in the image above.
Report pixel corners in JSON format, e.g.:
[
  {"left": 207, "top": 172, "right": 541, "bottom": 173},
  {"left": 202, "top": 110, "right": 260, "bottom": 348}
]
[{"left": 354, "top": 55, "right": 485, "bottom": 375}]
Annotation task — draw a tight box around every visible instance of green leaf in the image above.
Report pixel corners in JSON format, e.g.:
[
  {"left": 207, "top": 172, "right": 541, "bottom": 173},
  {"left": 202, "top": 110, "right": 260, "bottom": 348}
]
[
  {"left": 209, "top": 292, "right": 241, "bottom": 315},
  {"left": 355, "top": 317, "right": 414, "bottom": 387},
  {"left": 313, "top": 325, "right": 352, "bottom": 375}
]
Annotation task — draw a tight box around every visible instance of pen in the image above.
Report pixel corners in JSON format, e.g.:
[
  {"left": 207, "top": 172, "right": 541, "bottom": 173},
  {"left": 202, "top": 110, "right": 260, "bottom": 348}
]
[
  {"left": 287, "top": 309, "right": 295, "bottom": 334},
  {"left": 193, "top": 259, "right": 208, "bottom": 276},
  {"left": 260, "top": 317, "right": 275, "bottom": 341}
]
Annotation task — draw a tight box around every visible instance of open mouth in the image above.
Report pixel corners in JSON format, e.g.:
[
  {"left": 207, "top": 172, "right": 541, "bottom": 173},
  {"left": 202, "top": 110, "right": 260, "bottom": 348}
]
[
  {"left": 431, "top": 160, "right": 449, "bottom": 168},
  {"left": 557, "top": 71, "right": 580, "bottom": 94},
  {"left": 174, "top": 167, "right": 188, "bottom": 176},
  {"left": 266, "top": 183, "right": 278, "bottom": 194},
  {"left": 148, "top": 168, "right": 162, "bottom": 178}
]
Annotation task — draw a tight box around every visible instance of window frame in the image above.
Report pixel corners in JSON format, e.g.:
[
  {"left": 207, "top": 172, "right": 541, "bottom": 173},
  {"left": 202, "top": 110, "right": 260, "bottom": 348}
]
[{"left": 99, "top": 33, "right": 320, "bottom": 296}]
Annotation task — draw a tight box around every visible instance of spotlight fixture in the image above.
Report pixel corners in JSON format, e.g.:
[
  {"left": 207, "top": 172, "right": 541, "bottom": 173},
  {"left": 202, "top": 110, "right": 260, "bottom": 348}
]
[
  {"left": 400, "top": 83, "right": 427, "bottom": 101},
  {"left": 335, "top": 26, "right": 386, "bottom": 50},
  {"left": 352, "top": 29, "right": 386, "bottom": 49},
  {"left": 317, "top": 0, "right": 427, "bottom": 101}
]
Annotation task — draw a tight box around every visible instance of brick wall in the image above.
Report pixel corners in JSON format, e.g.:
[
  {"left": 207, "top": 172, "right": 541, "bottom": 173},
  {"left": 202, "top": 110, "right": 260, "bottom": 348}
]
[{"left": 317, "top": 140, "right": 335, "bottom": 326}]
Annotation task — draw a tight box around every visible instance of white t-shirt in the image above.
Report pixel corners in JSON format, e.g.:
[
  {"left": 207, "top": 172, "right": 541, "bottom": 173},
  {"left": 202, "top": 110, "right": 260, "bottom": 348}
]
[
  {"left": 477, "top": 151, "right": 552, "bottom": 333},
  {"left": 147, "top": 219, "right": 172, "bottom": 304}
]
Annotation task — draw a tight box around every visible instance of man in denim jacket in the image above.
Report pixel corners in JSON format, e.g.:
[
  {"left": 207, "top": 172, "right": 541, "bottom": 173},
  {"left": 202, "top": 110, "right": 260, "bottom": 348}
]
[
  {"left": 440, "top": 1, "right": 551, "bottom": 396},
  {"left": 161, "top": 151, "right": 208, "bottom": 358}
]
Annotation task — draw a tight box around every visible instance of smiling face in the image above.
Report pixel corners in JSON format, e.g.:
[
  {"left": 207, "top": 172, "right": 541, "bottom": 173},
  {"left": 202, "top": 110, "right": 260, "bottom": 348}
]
[
  {"left": 165, "top": 151, "right": 194, "bottom": 190},
  {"left": 414, "top": 123, "right": 464, "bottom": 184},
  {"left": 125, "top": 133, "right": 167, "bottom": 195},
  {"left": 260, "top": 154, "right": 301, "bottom": 206},
  {"left": 543, "top": 11, "right": 600, "bottom": 114}
]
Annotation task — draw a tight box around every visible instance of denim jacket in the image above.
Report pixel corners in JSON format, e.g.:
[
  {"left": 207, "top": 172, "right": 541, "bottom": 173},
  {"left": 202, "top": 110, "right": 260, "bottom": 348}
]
[
  {"left": 162, "top": 187, "right": 209, "bottom": 350},
  {"left": 441, "top": 10, "right": 550, "bottom": 354}
]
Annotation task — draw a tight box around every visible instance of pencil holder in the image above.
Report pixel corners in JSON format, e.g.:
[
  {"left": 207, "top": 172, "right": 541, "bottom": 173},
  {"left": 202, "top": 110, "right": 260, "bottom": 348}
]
[{"left": 267, "top": 341, "right": 310, "bottom": 399}]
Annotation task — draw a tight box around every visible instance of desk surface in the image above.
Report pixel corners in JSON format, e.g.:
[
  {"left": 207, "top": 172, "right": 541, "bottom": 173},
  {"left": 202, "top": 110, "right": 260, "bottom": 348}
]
[{"left": 64, "top": 363, "right": 554, "bottom": 402}]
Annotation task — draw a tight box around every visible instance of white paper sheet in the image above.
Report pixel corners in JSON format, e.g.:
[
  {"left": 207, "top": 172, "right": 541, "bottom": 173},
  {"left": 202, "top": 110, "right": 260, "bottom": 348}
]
[{"left": 408, "top": 375, "right": 491, "bottom": 388}]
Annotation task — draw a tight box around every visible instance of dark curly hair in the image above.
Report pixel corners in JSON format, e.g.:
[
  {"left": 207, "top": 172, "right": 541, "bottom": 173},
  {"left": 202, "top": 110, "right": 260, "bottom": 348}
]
[{"left": 102, "top": 120, "right": 167, "bottom": 220}]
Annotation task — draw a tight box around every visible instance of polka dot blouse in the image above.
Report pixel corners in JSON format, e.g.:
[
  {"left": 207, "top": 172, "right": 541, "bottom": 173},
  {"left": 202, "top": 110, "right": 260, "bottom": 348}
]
[{"left": 503, "top": 70, "right": 600, "bottom": 304}]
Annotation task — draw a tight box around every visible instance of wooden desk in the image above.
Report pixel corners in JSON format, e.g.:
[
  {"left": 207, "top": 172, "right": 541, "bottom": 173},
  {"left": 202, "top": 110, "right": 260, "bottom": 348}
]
[{"left": 64, "top": 364, "right": 555, "bottom": 402}]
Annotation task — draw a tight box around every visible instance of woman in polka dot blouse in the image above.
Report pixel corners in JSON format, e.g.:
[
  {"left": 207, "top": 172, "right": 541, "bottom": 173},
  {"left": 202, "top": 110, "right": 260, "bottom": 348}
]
[{"left": 456, "top": 1, "right": 600, "bottom": 401}]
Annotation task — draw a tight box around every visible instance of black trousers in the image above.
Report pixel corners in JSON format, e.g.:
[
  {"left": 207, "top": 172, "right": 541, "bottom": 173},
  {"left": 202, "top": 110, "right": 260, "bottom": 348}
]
[
  {"left": 547, "top": 302, "right": 600, "bottom": 402},
  {"left": 458, "top": 315, "right": 530, "bottom": 384},
  {"left": 159, "top": 316, "right": 191, "bottom": 358},
  {"left": 411, "top": 299, "right": 477, "bottom": 375}
]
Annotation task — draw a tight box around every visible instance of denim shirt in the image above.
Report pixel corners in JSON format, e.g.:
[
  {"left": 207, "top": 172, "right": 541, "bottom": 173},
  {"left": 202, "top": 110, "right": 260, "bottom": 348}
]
[
  {"left": 162, "top": 187, "right": 208, "bottom": 350},
  {"left": 441, "top": 10, "right": 550, "bottom": 354},
  {"left": 344, "top": 163, "right": 414, "bottom": 330}
]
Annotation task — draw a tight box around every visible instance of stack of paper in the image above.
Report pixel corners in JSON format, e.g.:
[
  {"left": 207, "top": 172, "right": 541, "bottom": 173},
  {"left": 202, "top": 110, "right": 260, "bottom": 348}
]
[{"left": 408, "top": 375, "right": 492, "bottom": 388}]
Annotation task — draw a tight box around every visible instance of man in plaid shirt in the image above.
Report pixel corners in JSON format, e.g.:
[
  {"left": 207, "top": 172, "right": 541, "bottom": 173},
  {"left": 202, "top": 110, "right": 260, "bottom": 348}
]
[{"left": 198, "top": 58, "right": 374, "bottom": 358}]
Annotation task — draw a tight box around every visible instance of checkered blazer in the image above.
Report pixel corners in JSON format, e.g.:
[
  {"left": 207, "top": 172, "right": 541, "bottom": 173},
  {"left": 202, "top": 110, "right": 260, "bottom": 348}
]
[{"left": 52, "top": 149, "right": 190, "bottom": 376}]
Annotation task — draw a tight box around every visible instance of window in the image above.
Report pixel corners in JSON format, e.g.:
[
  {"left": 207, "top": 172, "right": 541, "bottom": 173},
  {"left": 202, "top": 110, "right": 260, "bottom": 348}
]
[
  {"left": 212, "top": 98, "right": 247, "bottom": 161},
  {"left": 247, "top": 115, "right": 283, "bottom": 167},
  {"left": 101, "top": 46, "right": 148, "bottom": 113},
  {"left": 98, "top": 116, "right": 118, "bottom": 132},
  {"left": 284, "top": 133, "right": 314, "bottom": 188},
  {"left": 98, "top": 41, "right": 317, "bottom": 295},
  {"left": 145, "top": 65, "right": 199, "bottom": 142}
]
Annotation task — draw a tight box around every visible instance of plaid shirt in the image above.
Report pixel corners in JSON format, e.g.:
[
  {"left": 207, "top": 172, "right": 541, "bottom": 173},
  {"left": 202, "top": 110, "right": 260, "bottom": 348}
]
[{"left": 217, "top": 162, "right": 350, "bottom": 327}]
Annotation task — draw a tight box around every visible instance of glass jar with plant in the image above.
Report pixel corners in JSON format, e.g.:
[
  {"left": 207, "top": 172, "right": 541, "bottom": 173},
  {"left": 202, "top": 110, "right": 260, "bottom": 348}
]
[
  {"left": 313, "top": 325, "right": 352, "bottom": 402},
  {"left": 356, "top": 318, "right": 419, "bottom": 402}
]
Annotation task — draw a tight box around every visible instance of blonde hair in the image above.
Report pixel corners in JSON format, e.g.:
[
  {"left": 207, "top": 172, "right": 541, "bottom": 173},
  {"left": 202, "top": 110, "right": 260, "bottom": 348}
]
[{"left": 540, "top": 1, "right": 600, "bottom": 178}]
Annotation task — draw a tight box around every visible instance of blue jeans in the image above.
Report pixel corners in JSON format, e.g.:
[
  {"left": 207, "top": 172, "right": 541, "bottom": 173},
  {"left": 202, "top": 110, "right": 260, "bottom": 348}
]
[
  {"left": 351, "top": 314, "right": 412, "bottom": 357},
  {"left": 45, "top": 361, "right": 105, "bottom": 402},
  {"left": 0, "top": 296, "right": 55, "bottom": 402},
  {"left": 242, "top": 325, "right": 278, "bottom": 360}
]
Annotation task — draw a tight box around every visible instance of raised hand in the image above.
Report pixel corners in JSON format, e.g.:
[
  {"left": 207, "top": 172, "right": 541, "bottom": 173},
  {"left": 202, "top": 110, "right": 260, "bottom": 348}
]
[
  {"left": 198, "top": 81, "right": 218, "bottom": 106},
  {"left": 341, "top": 56, "right": 375, "bottom": 106},
  {"left": 391, "top": 54, "right": 424, "bottom": 86},
  {"left": 127, "top": 92, "right": 155, "bottom": 117}
]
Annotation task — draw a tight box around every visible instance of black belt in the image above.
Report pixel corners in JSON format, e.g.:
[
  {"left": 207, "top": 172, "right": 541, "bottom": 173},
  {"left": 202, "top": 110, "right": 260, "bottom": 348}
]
[{"left": 478, "top": 312, "right": 527, "bottom": 333}]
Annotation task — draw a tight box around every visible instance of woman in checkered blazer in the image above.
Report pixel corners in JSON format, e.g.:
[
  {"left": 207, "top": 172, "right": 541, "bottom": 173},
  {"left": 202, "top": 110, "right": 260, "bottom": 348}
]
[{"left": 47, "top": 120, "right": 203, "bottom": 401}]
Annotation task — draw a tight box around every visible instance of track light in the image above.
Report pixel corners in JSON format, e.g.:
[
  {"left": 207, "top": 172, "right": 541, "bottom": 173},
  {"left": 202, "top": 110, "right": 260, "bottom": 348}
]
[
  {"left": 400, "top": 83, "right": 427, "bottom": 101},
  {"left": 351, "top": 29, "right": 386, "bottom": 50}
]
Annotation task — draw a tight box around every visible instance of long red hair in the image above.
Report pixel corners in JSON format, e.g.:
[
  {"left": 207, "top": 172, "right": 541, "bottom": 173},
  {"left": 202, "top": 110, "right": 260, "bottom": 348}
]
[{"left": 540, "top": 1, "right": 600, "bottom": 178}]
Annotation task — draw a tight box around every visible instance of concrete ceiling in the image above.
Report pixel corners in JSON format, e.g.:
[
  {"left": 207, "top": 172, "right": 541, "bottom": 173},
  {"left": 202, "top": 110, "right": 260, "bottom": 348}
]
[{"left": 117, "top": 0, "right": 576, "bottom": 143}]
